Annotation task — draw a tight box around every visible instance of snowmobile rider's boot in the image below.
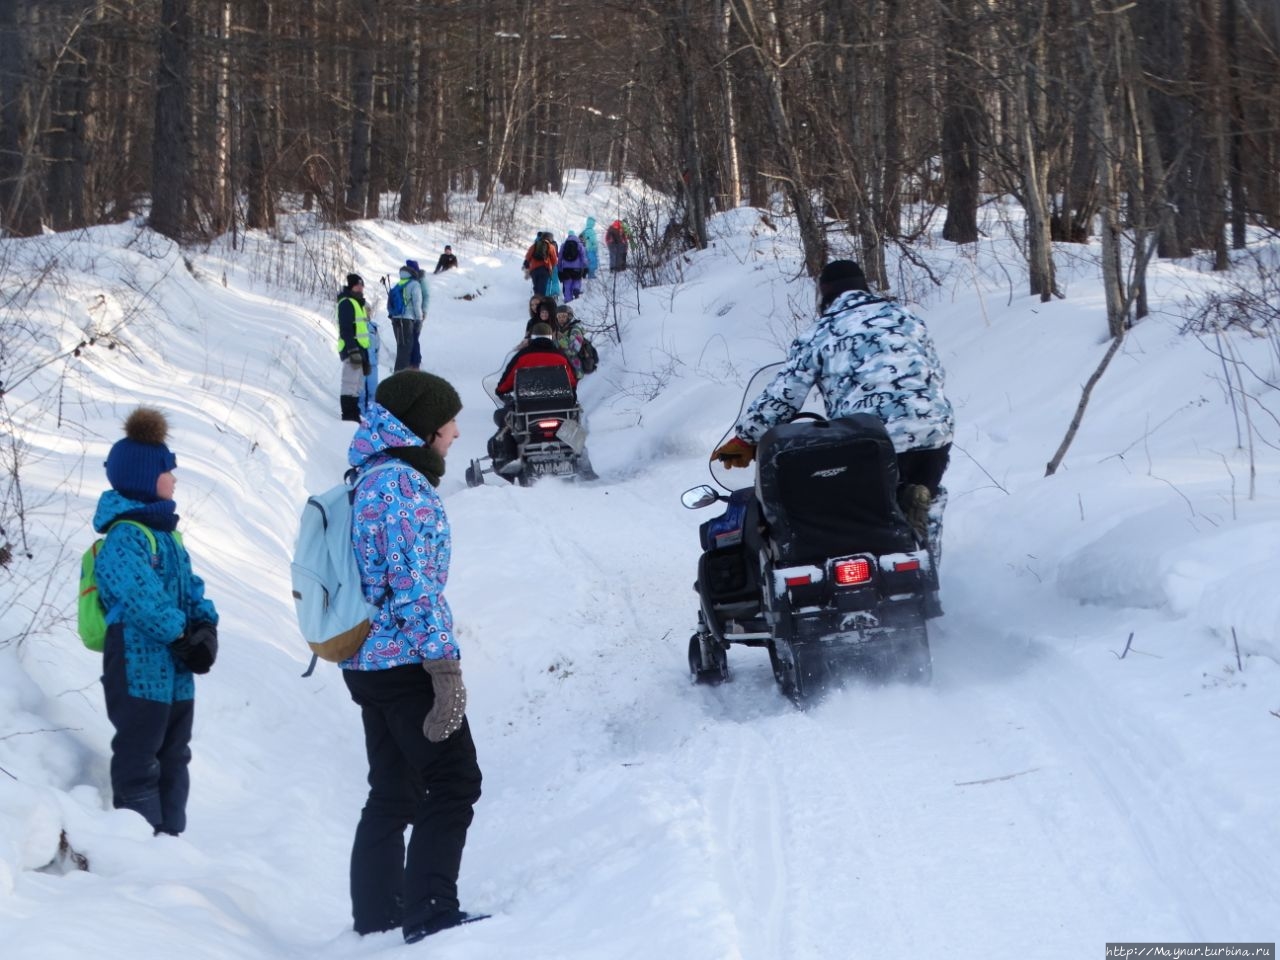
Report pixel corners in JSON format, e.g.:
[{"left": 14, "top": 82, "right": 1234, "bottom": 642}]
[
  {"left": 901, "top": 484, "right": 932, "bottom": 544},
  {"left": 340, "top": 395, "right": 362, "bottom": 422}
]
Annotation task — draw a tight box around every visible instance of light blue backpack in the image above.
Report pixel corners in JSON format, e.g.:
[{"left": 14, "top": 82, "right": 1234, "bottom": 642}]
[{"left": 290, "top": 463, "right": 395, "bottom": 675}]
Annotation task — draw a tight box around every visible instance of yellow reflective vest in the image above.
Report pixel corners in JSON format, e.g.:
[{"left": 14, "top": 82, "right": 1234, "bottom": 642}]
[{"left": 337, "top": 296, "right": 370, "bottom": 353}]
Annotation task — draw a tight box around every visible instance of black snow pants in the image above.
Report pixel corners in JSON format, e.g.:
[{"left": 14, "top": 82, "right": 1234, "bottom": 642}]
[{"left": 342, "top": 664, "right": 483, "bottom": 938}]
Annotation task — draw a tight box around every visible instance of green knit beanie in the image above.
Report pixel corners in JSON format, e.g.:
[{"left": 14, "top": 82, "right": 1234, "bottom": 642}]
[{"left": 375, "top": 371, "right": 462, "bottom": 442}]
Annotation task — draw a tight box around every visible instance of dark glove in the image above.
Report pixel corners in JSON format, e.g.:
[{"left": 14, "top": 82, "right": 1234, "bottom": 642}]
[
  {"left": 171, "top": 623, "right": 218, "bottom": 674},
  {"left": 712, "top": 436, "right": 757, "bottom": 469},
  {"left": 341, "top": 344, "right": 363, "bottom": 363},
  {"left": 422, "top": 659, "right": 466, "bottom": 742},
  {"left": 361, "top": 351, "right": 372, "bottom": 376}
]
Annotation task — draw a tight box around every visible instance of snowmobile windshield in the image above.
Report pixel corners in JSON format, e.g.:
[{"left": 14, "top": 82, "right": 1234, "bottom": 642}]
[{"left": 708, "top": 360, "right": 824, "bottom": 493}]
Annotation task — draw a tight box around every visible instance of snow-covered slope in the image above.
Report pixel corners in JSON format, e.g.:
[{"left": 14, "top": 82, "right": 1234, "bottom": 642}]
[{"left": 1, "top": 174, "right": 1276, "bottom": 958}]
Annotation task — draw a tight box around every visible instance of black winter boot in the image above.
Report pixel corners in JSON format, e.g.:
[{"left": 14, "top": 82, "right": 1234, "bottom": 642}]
[{"left": 340, "top": 395, "right": 361, "bottom": 422}]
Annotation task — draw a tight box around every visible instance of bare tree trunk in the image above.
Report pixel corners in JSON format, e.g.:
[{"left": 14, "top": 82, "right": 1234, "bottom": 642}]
[
  {"left": 397, "top": 15, "right": 422, "bottom": 222},
  {"left": 150, "top": 0, "right": 193, "bottom": 240},
  {"left": 940, "top": 0, "right": 980, "bottom": 244},
  {"left": 428, "top": 59, "right": 448, "bottom": 221},
  {"left": 244, "top": 0, "right": 274, "bottom": 231},
  {"left": 46, "top": 8, "right": 96, "bottom": 230},
  {"left": 1015, "top": 2, "right": 1057, "bottom": 300},
  {"left": 343, "top": 0, "right": 376, "bottom": 220},
  {"left": 716, "top": 0, "right": 742, "bottom": 210},
  {"left": 207, "top": 0, "right": 232, "bottom": 235}
]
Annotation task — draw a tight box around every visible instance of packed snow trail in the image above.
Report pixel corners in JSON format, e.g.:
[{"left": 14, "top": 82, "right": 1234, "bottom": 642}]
[{"left": 2, "top": 184, "right": 1276, "bottom": 958}]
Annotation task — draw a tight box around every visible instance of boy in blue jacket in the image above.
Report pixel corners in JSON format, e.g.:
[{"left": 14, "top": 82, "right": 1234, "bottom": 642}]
[{"left": 93, "top": 407, "right": 218, "bottom": 836}]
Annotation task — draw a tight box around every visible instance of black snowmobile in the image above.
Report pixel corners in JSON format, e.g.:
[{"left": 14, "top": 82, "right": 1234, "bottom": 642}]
[
  {"left": 683, "top": 371, "right": 940, "bottom": 702},
  {"left": 465, "top": 365, "right": 593, "bottom": 487}
]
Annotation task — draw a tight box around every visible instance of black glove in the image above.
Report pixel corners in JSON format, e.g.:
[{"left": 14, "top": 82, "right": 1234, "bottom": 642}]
[{"left": 171, "top": 623, "right": 218, "bottom": 674}]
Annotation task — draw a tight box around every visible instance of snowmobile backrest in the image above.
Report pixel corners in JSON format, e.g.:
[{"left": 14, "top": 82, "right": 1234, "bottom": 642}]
[
  {"left": 513, "top": 365, "right": 577, "bottom": 413},
  {"left": 755, "top": 415, "right": 916, "bottom": 565}
]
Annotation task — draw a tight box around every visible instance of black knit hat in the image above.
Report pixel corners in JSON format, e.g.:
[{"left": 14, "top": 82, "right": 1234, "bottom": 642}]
[
  {"left": 375, "top": 371, "right": 462, "bottom": 442},
  {"left": 817, "top": 259, "right": 869, "bottom": 306},
  {"left": 346, "top": 273, "right": 364, "bottom": 288}
]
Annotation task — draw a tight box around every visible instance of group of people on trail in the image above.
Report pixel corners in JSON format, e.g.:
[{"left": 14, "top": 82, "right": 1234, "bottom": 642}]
[
  {"left": 91, "top": 234, "right": 951, "bottom": 952},
  {"left": 522, "top": 218, "right": 629, "bottom": 300},
  {"left": 335, "top": 246, "right": 461, "bottom": 422}
]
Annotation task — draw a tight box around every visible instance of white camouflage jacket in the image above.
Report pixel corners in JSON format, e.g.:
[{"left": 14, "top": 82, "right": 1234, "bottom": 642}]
[{"left": 735, "top": 289, "right": 954, "bottom": 453}]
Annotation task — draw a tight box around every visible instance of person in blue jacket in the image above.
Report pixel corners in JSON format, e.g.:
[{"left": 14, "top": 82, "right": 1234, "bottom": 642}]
[
  {"left": 343, "top": 370, "right": 483, "bottom": 944},
  {"left": 580, "top": 217, "right": 600, "bottom": 279},
  {"left": 93, "top": 407, "right": 218, "bottom": 836}
]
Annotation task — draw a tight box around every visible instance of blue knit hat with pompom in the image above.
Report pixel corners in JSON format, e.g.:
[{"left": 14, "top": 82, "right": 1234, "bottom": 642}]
[{"left": 105, "top": 407, "right": 177, "bottom": 501}]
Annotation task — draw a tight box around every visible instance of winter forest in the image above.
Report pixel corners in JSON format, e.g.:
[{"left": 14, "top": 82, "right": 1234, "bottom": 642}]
[
  {"left": 3, "top": 0, "right": 1280, "bottom": 958},
  {"left": 7, "top": 0, "right": 1280, "bottom": 295}
]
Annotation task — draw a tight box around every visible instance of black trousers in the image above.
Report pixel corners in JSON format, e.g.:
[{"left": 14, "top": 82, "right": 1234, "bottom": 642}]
[
  {"left": 896, "top": 443, "right": 951, "bottom": 496},
  {"left": 102, "top": 625, "right": 194, "bottom": 835},
  {"left": 343, "top": 664, "right": 482, "bottom": 937}
]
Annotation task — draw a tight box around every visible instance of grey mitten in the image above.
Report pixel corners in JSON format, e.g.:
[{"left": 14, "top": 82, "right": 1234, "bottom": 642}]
[{"left": 422, "top": 659, "right": 467, "bottom": 742}]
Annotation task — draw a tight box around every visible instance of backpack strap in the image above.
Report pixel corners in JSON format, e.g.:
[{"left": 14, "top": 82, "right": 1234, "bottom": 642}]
[{"left": 106, "top": 519, "right": 184, "bottom": 557}]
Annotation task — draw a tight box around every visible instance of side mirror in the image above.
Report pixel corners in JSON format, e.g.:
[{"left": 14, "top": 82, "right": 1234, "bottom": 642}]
[{"left": 681, "top": 485, "right": 721, "bottom": 510}]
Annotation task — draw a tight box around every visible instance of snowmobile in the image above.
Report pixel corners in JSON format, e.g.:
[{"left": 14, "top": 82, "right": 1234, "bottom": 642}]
[
  {"left": 465, "top": 365, "right": 592, "bottom": 487},
  {"left": 683, "top": 370, "right": 939, "bottom": 702}
]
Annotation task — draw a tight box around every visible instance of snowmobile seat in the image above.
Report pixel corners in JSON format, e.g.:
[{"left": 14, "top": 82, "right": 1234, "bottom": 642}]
[
  {"left": 756, "top": 415, "right": 917, "bottom": 566},
  {"left": 512, "top": 366, "right": 577, "bottom": 414}
]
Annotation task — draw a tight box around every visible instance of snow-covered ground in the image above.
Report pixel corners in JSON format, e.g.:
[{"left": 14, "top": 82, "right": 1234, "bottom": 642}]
[{"left": 1, "top": 173, "right": 1277, "bottom": 959}]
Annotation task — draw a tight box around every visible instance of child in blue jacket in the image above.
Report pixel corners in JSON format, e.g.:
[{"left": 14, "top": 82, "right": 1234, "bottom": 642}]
[{"left": 93, "top": 407, "right": 218, "bottom": 836}]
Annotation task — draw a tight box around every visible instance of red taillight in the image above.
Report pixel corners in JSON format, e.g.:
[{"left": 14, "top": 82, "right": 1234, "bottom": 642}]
[
  {"left": 893, "top": 558, "right": 921, "bottom": 572},
  {"left": 833, "top": 558, "right": 871, "bottom": 586},
  {"left": 784, "top": 574, "right": 812, "bottom": 588},
  {"left": 535, "top": 419, "right": 561, "bottom": 432}
]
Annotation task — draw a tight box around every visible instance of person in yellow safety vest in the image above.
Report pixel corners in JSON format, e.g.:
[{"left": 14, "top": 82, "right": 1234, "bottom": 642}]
[{"left": 338, "top": 273, "right": 372, "bottom": 422}]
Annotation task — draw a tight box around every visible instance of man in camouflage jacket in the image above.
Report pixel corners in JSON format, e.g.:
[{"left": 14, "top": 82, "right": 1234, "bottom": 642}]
[{"left": 714, "top": 259, "right": 954, "bottom": 561}]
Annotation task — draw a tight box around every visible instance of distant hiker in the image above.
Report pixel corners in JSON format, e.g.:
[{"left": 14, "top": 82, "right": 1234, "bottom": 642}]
[
  {"left": 361, "top": 311, "right": 381, "bottom": 417},
  {"left": 344, "top": 371, "right": 484, "bottom": 944},
  {"left": 580, "top": 217, "right": 600, "bottom": 278},
  {"left": 545, "top": 232, "right": 562, "bottom": 300},
  {"left": 433, "top": 245, "right": 458, "bottom": 274},
  {"left": 409, "top": 262, "right": 430, "bottom": 370},
  {"left": 605, "top": 219, "right": 629, "bottom": 271},
  {"left": 337, "top": 273, "right": 372, "bottom": 422},
  {"left": 94, "top": 407, "right": 219, "bottom": 837},
  {"left": 387, "top": 260, "right": 425, "bottom": 372},
  {"left": 523, "top": 231, "right": 557, "bottom": 297},
  {"left": 557, "top": 231, "right": 588, "bottom": 303},
  {"left": 554, "top": 303, "right": 587, "bottom": 378},
  {"left": 524, "top": 297, "right": 559, "bottom": 339}
]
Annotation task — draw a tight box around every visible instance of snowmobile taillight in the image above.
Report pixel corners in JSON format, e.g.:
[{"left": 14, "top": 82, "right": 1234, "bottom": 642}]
[
  {"left": 530, "top": 418, "right": 562, "bottom": 441},
  {"left": 893, "top": 558, "right": 921, "bottom": 572},
  {"left": 833, "top": 558, "right": 872, "bottom": 586},
  {"left": 784, "top": 574, "right": 813, "bottom": 588}
]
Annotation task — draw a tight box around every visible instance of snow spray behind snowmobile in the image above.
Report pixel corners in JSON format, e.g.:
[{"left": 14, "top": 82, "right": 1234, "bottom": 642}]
[{"left": 682, "top": 364, "right": 939, "bottom": 702}]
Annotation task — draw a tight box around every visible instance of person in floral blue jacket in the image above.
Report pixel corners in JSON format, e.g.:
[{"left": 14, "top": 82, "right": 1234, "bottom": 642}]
[
  {"left": 93, "top": 407, "right": 218, "bottom": 836},
  {"left": 342, "top": 370, "right": 483, "bottom": 945}
]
